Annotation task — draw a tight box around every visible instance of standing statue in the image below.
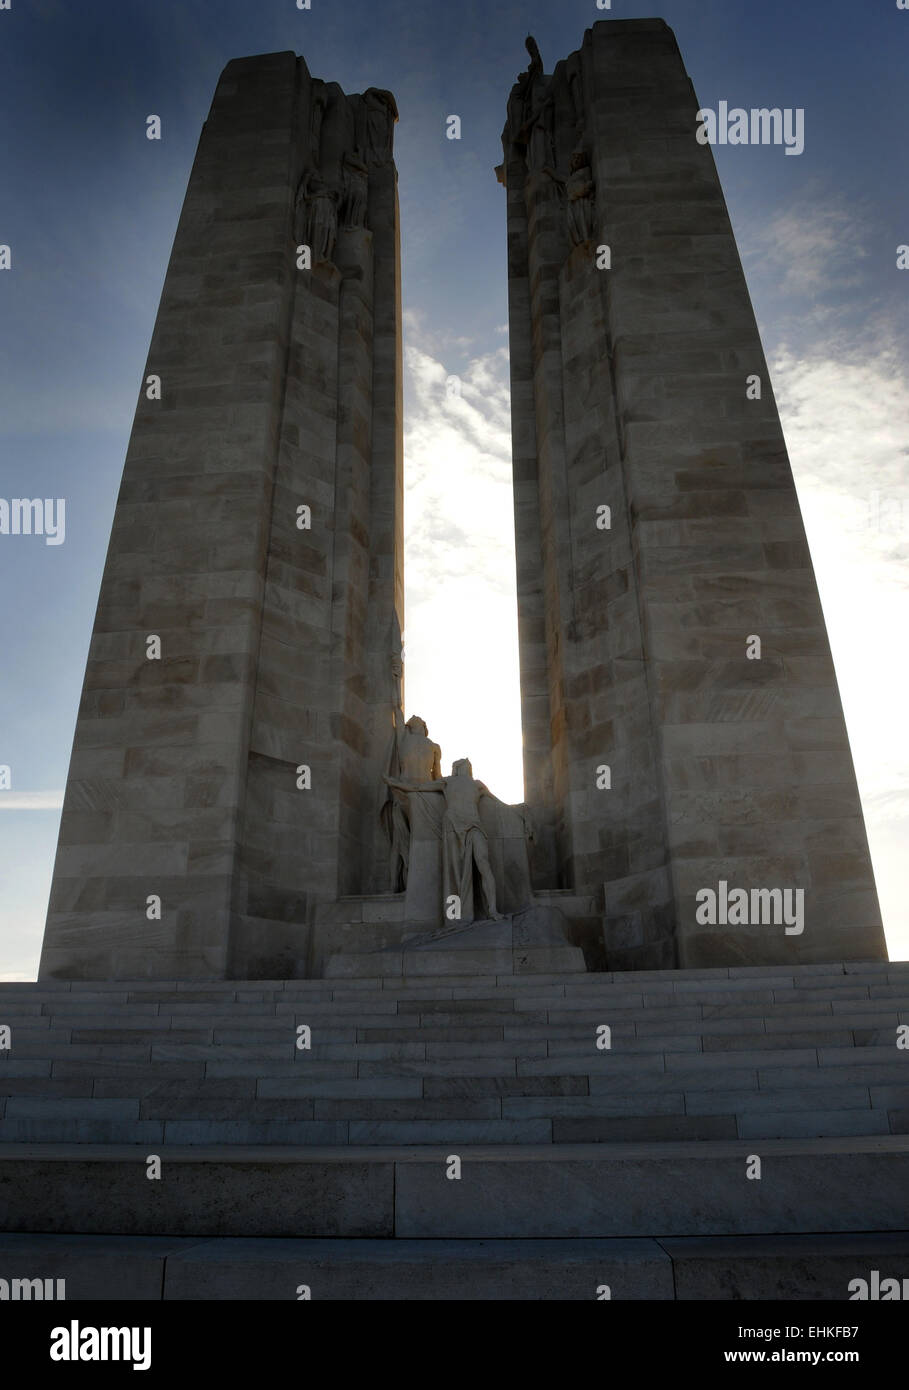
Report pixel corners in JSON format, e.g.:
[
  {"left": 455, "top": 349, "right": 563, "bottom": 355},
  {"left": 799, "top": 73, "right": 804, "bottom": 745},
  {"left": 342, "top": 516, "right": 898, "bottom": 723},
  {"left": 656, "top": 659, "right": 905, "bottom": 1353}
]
[
  {"left": 383, "top": 713, "right": 442, "bottom": 892},
  {"left": 544, "top": 149, "right": 596, "bottom": 246},
  {"left": 506, "top": 75, "right": 528, "bottom": 142},
  {"left": 341, "top": 149, "right": 369, "bottom": 229},
  {"left": 523, "top": 35, "right": 544, "bottom": 105},
  {"left": 310, "top": 86, "right": 328, "bottom": 162},
  {"left": 298, "top": 173, "right": 339, "bottom": 262},
  {"left": 360, "top": 88, "right": 398, "bottom": 165},
  {"left": 509, "top": 35, "right": 549, "bottom": 149},
  {"left": 527, "top": 92, "right": 555, "bottom": 173},
  {"left": 385, "top": 757, "right": 503, "bottom": 922}
]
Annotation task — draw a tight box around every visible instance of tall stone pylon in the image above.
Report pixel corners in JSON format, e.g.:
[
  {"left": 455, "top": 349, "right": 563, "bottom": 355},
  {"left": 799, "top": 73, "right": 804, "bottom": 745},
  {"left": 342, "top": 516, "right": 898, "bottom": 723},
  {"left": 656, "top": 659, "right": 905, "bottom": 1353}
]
[
  {"left": 499, "top": 19, "right": 887, "bottom": 968},
  {"left": 41, "top": 53, "right": 404, "bottom": 980}
]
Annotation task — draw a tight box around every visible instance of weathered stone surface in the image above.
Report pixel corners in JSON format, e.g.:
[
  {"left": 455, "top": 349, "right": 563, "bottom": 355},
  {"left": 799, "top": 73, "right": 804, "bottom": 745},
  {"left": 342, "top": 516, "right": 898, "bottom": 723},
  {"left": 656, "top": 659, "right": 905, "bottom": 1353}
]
[
  {"left": 1, "top": 968, "right": 908, "bottom": 1298},
  {"left": 0, "top": 1233, "right": 198, "bottom": 1300},
  {"left": 162, "top": 1235, "right": 673, "bottom": 1300},
  {"left": 0, "top": 1147, "right": 394, "bottom": 1238},
  {"left": 8, "top": 1228, "right": 909, "bottom": 1300},
  {"left": 394, "top": 1137, "right": 909, "bottom": 1239},
  {"left": 2, "top": 966, "right": 909, "bottom": 1146},
  {"left": 41, "top": 53, "right": 405, "bottom": 982},
  {"left": 324, "top": 906, "right": 587, "bottom": 976},
  {"left": 499, "top": 19, "right": 886, "bottom": 970},
  {"left": 663, "top": 1232, "right": 909, "bottom": 1301}
]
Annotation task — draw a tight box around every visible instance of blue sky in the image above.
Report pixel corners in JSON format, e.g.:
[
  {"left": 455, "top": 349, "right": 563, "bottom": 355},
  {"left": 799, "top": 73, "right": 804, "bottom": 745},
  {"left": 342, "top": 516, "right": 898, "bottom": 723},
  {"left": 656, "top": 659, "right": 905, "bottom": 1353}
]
[{"left": 1, "top": 0, "right": 907, "bottom": 975}]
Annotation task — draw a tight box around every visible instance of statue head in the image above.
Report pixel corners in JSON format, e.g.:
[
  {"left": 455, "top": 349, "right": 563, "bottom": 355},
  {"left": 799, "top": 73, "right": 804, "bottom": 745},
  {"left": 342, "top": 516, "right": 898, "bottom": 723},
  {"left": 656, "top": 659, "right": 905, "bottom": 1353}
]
[
  {"left": 569, "top": 148, "right": 589, "bottom": 173},
  {"left": 405, "top": 715, "right": 428, "bottom": 738},
  {"left": 364, "top": 87, "right": 399, "bottom": 121},
  {"left": 452, "top": 757, "right": 473, "bottom": 778}
]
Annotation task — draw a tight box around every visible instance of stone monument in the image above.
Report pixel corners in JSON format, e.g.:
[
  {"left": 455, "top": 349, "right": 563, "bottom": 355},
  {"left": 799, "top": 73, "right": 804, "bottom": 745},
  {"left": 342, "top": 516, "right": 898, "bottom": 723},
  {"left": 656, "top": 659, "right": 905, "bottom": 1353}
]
[
  {"left": 39, "top": 20, "right": 887, "bottom": 981},
  {"left": 9, "top": 25, "right": 904, "bottom": 1307},
  {"left": 40, "top": 53, "right": 406, "bottom": 980},
  {"left": 498, "top": 19, "right": 887, "bottom": 970}
]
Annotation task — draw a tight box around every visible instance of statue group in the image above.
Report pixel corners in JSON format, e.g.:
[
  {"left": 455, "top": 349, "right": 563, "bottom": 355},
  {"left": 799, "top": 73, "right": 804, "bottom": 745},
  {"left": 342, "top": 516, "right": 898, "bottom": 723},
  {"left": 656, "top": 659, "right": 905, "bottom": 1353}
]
[
  {"left": 293, "top": 84, "right": 399, "bottom": 265},
  {"left": 381, "top": 714, "right": 533, "bottom": 926},
  {"left": 506, "top": 35, "right": 598, "bottom": 249}
]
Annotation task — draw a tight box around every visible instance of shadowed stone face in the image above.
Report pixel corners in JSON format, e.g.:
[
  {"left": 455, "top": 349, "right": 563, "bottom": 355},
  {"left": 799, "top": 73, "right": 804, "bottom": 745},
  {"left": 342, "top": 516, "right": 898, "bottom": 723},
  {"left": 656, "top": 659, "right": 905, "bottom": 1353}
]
[
  {"left": 40, "top": 50, "right": 405, "bottom": 981},
  {"left": 499, "top": 19, "right": 885, "bottom": 969}
]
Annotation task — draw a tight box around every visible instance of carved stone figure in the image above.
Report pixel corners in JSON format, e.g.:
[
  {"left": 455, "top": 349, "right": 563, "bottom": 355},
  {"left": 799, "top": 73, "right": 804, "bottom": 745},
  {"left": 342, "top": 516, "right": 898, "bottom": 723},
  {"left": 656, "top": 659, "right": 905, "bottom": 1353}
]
[
  {"left": 439, "top": 758, "right": 503, "bottom": 921},
  {"left": 305, "top": 174, "right": 339, "bottom": 261},
  {"left": 360, "top": 88, "right": 398, "bottom": 165},
  {"left": 397, "top": 716, "right": 442, "bottom": 785},
  {"left": 384, "top": 715, "right": 442, "bottom": 892},
  {"left": 567, "top": 68, "right": 585, "bottom": 136},
  {"left": 544, "top": 149, "right": 596, "bottom": 245},
  {"left": 507, "top": 35, "right": 549, "bottom": 149},
  {"left": 386, "top": 758, "right": 504, "bottom": 922},
  {"left": 527, "top": 92, "right": 555, "bottom": 173},
  {"left": 318, "top": 84, "right": 352, "bottom": 186},
  {"left": 341, "top": 149, "right": 369, "bottom": 229},
  {"left": 524, "top": 36, "right": 544, "bottom": 93},
  {"left": 310, "top": 86, "right": 328, "bottom": 160},
  {"left": 521, "top": 36, "right": 547, "bottom": 137},
  {"left": 506, "top": 75, "right": 529, "bottom": 142}
]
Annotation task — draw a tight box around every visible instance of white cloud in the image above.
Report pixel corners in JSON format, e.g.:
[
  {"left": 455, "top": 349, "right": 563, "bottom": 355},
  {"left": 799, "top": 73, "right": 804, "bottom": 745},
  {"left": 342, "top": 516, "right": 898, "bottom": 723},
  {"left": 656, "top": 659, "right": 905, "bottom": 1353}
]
[
  {"left": 402, "top": 334, "right": 524, "bottom": 803},
  {"left": 0, "top": 791, "right": 65, "bottom": 810},
  {"left": 770, "top": 330, "right": 909, "bottom": 957},
  {"left": 742, "top": 185, "right": 871, "bottom": 297}
]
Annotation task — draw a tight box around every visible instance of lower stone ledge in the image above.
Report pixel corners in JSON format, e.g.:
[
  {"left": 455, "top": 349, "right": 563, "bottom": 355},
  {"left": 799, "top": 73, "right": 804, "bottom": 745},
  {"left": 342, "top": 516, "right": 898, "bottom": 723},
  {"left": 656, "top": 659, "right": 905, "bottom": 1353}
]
[
  {"left": 2, "top": 1137, "right": 908, "bottom": 1244},
  {"left": 1, "top": 1230, "right": 908, "bottom": 1300}
]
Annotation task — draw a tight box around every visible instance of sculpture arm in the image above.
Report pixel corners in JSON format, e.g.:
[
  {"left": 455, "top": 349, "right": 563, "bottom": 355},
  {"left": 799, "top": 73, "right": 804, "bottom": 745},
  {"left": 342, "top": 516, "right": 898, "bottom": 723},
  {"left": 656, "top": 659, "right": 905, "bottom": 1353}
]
[{"left": 384, "top": 776, "right": 444, "bottom": 793}]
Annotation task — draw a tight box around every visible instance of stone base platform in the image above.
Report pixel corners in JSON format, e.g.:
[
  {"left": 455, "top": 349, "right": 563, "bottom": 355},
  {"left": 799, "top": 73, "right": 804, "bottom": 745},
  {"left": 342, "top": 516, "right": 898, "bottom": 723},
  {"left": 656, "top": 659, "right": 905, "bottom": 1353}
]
[
  {"left": 325, "top": 905, "right": 587, "bottom": 977},
  {"left": 311, "top": 890, "right": 603, "bottom": 975}
]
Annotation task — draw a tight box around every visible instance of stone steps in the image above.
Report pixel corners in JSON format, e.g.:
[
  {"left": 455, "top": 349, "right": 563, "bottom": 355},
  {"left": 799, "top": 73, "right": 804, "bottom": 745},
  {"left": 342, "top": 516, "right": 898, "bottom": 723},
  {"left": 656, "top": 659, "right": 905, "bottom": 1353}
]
[
  {"left": 3, "top": 966, "right": 908, "bottom": 1298},
  {"left": 5, "top": 1230, "right": 909, "bottom": 1300},
  {"left": 2, "top": 966, "right": 909, "bottom": 1144},
  {"left": 3, "top": 1137, "right": 909, "bottom": 1239}
]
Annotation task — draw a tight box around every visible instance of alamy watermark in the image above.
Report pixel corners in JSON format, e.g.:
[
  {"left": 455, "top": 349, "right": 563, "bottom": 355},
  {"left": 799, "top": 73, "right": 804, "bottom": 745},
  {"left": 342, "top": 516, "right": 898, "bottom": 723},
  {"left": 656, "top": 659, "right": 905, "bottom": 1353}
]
[
  {"left": 696, "top": 102, "right": 805, "bottom": 156},
  {"left": 50, "top": 1322, "right": 151, "bottom": 1371},
  {"left": 0, "top": 498, "right": 65, "bottom": 545},
  {"left": 848, "top": 1270, "right": 909, "bottom": 1299},
  {"left": 695, "top": 880, "right": 804, "bottom": 935},
  {"left": 1, "top": 1276, "right": 65, "bottom": 1300}
]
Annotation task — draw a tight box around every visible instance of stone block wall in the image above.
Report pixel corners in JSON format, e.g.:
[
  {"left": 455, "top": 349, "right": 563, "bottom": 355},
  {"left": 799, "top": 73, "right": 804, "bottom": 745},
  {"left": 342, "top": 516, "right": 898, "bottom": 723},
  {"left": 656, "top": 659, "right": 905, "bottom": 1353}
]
[
  {"left": 41, "top": 53, "right": 404, "bottom": 980},
  {"left": 501, "top": 19, "right": 886, "bottom": 968}
]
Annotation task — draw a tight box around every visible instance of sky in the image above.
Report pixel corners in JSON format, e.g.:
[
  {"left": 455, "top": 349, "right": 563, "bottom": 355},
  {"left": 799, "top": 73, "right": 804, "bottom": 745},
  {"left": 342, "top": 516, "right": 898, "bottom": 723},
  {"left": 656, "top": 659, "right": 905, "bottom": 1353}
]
[{"left": 0, "top": 0, "right": 906, "bottom": 976}]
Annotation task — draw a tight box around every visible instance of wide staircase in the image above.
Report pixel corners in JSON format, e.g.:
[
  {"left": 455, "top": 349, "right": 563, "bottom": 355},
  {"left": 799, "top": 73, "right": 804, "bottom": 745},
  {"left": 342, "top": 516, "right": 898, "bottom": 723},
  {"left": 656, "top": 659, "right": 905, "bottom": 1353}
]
[{"left": 2, "top": 961, "right": 908, "bottom": 1298}]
